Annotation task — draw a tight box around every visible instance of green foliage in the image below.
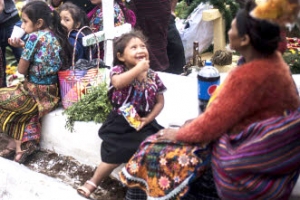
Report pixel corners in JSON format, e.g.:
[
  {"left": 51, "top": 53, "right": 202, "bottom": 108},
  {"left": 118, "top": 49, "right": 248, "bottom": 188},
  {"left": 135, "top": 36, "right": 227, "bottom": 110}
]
[
  {"left": 175, "top": 1, "right": 190, "bottom": 19},
  {"left": 63, "top": 83, "right": 112, "bottom": 132},
  {"left": 283, "top": 49, "right": 300, "bottom": 74},
  {"left": 5, "top": 47, "right": 18, "bottom": 66}
]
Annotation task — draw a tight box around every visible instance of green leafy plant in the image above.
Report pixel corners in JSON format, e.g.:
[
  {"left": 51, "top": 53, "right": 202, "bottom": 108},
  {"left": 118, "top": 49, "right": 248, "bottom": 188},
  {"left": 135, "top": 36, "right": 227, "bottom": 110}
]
[
  {"left": 175, "top": 0, "right": 239, "bottom": 42},
  {"left": 283, "top": 49, "right": 300, "bottom": 74},
  {"left": 63, "top": 83, "right": 112, "bottom": 132}
]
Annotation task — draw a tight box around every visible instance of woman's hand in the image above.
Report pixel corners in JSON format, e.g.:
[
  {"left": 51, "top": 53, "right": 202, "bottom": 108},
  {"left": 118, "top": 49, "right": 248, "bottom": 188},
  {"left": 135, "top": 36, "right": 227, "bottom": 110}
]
[
  {"left": 156, "top": 128, "right": 178, "bottom": 141},
  {"left": 8, "top": 38, "right": 25, "bottom": 48}
]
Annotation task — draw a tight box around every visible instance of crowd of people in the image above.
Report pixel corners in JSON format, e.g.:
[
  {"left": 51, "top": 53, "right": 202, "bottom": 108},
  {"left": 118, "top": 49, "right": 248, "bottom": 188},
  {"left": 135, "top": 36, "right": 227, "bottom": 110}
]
[{"left": 0, "top": 0, "right": 300, "bottom": 200}]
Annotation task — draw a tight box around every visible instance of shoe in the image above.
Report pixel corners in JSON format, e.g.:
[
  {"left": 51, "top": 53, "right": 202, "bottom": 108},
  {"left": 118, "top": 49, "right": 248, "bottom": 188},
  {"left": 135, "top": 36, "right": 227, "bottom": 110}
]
[
  {"left": 14, "top": 141, "right": 39, "bottom": 164},
  {"left": 77, "top": 180, "right": 97, "bottom": 199},
  {"left": 0, "top": 147, "right": 15, "bottom": 159}
]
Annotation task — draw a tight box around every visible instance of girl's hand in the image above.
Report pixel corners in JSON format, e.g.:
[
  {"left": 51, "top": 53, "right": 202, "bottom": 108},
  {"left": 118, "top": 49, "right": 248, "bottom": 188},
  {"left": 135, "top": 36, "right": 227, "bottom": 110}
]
[
  {"left": 136, "top": 117, "right": 150, "bottom": 131},
  {"left": 136, "top": 59, "right": 149, "bottom": 82},
  {"left": 8, "top": 38, "right": 25, "bottom": 48},
  {"left": 136, "top": 59, "right": 149, "bottom": 73},
  {"left": 137, "top": 71, "right": 147, "bottom": 82},
  {"left": 156, "top": 128, "right": 178, "bottom": 141}
]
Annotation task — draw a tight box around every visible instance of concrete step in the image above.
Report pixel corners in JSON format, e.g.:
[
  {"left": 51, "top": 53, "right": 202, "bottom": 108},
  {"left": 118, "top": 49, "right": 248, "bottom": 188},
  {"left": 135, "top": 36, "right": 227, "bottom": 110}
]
[{"left": 7, "top": 72, "right": 300, "bottom": 198}]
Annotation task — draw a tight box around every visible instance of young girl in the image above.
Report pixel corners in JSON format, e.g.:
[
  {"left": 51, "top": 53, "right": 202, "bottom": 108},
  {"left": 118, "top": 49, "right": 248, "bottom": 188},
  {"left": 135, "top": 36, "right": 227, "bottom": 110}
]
[
  {"left": 59, "top": 2, "right": 91, "bottom": 61},
  {"left": 87, "top": 0, "right": 126, "bottom": 59},
  {"left": 77, "top": 30, "right": 166, "bottom": 198},
  {"left": 0, "top": 1, "right": 72, "bottom": 163}
]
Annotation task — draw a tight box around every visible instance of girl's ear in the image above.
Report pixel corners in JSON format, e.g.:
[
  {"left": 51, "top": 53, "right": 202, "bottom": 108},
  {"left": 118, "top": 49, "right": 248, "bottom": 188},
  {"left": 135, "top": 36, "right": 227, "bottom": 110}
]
[
  {"left": 240, "top": 34, "right": 250, "bottom": 47},
  {"left": 117, "top": 52, "right": 125, "bottom": 62},
  {"left": 36, "top": 19, "right": 44, "bottom": 29},
  {"left": 75, "top": 23, "right": 80, "bottom": 29}
]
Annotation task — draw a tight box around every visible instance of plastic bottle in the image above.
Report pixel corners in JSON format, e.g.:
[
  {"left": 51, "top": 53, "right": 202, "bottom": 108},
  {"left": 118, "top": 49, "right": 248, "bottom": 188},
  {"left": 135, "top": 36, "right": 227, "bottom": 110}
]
[
  {"left": 197, "top": 60, "right": 220, "bottom": 113},
  {"left": 193, "top": 41, "right": 199, "bottom": 66}
]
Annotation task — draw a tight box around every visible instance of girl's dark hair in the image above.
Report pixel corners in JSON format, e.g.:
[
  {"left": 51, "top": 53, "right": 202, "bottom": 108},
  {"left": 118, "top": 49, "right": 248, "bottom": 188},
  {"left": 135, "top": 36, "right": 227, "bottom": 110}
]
[
  {"left": 113, "top": 30, "right": 148, "bottom": 66},
  {"left": 235, "top": 0, "right": 280, "bottom": 55},
  {"left": 22, "top": 1, "right": 72, "bottom": 68},
  {"left": 59, "top": 2, "right": 91, "bottom": 35}
]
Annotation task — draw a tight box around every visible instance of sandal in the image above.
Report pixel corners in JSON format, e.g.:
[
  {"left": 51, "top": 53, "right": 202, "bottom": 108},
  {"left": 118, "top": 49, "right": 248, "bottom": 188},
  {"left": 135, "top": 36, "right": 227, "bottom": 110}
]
[
  {"left": 77, "top": 180, "right": 97, "bottom": 199},
  {"left": 0, "top": 147, "right": 15, "bottom": 159},
  {"left": 14, "top": 141, "right": 39, "bottom": 164}
]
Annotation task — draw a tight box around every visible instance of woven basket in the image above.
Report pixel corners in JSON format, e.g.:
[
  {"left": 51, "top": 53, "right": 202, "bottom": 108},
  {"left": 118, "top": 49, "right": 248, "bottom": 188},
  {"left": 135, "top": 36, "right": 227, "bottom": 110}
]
[{"left": 58, "top": 26, "right": 104, "bottom": 109}]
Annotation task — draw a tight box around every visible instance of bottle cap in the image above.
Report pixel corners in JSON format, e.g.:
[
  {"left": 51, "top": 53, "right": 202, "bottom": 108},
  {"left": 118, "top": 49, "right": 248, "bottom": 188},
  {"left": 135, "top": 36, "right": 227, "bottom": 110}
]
[
  {"left": 205, "top": 60, "right": 212, "bottom": 66},
  {"left": 198, "top": 60, "right": 219, "bottom": 78}
]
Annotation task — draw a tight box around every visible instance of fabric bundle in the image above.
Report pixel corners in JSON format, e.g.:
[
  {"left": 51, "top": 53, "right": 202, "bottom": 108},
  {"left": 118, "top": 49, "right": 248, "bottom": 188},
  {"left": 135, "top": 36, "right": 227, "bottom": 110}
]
[{"left": 212, "top": 108, "right": 300, "bottom": 200}]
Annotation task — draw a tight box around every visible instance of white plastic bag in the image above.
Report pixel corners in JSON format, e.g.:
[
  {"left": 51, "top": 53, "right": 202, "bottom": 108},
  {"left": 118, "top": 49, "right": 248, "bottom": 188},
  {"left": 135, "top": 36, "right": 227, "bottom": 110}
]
[{"left": 179, "top": 3, "right": 214, "bottom": 62}]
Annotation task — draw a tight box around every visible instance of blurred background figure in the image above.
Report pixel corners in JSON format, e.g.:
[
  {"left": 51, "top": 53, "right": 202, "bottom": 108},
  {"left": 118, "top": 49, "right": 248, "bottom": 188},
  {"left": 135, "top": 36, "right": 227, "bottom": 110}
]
[
  {"left": 0, "top": 0, "right": 23, "bottom": 87},
  {"left": 129, "top": 0, "right": 171, "bottom": 72},
  {"left": 50, "top": 0, "right": 94, "bottom": 13},
  {"left": 165, "top": 0, "right": 186, "bottom": 74}
]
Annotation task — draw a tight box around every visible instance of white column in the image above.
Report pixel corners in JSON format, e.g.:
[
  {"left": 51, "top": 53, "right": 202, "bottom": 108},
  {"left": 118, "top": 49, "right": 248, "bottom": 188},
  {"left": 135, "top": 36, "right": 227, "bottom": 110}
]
[{"left": 102, "top": 0, "right": 114, "bottom": 67}]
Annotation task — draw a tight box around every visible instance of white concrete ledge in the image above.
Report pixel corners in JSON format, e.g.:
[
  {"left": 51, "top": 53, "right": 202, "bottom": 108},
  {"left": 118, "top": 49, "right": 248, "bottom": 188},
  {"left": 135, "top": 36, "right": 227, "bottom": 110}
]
[
  {"left": 41, "top": 72, "right": 199, "bottom": 165},
  {"left": 40, "top": 72, "right": 300, "bottom": 197}
]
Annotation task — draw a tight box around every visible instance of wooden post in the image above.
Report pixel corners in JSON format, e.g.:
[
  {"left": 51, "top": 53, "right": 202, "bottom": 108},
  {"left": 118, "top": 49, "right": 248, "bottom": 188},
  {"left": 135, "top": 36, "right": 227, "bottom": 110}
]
[
  {"left": 102, "top": 0, "right": 114, "bottom": 67},
  {"left": 202, "top": 9, "right": 226, "bottom": 53}
]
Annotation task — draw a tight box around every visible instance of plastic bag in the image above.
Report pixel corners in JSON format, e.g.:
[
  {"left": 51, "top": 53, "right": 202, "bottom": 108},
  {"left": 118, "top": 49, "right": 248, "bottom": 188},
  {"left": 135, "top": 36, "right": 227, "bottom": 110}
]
[
  {"left": 179, "top": 3, "right": 214, "bottom": 62},
  {"left": 118, "top": 103, "right": 141, "bottom": 130},
  {"left": 73, "top": 59, "right": 110, "bottom": 70}
]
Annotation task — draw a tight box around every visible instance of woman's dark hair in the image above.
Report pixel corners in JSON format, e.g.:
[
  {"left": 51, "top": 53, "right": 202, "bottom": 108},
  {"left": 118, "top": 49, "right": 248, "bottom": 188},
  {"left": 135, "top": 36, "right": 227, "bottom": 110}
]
[
  {"left": 59, "top": 2, "right": 91, "bottom": 35},
  {"left": 22, "top": 1, "right": 72, "bottom": 68},
  {"left": 235, "top": 0, "right": 280, "bottom": 55},
  {"left": 113, "top": 30, "right": 148, "bottom": 66}
]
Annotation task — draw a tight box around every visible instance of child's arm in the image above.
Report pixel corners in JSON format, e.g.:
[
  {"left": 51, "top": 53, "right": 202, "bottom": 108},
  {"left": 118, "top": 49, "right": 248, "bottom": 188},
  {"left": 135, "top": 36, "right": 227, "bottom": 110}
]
[
  {"left": 17, "top": 59, "right": 30, "bottom": 75},
  {"left": 8, "top": 38, "right": 29, "bottom": 74},
  {"left": 0, "top": 0, "right": 4, "bottom": 13},
  {"left": 137, "top": 93, "right": 164, "bottom": 131},
  {"left": 111, "top": 59, "right": 149, "bottom": 90}
]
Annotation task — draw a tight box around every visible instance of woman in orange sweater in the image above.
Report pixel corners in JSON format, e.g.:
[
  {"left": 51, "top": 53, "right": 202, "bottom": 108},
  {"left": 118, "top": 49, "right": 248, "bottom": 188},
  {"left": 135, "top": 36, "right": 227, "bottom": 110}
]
[{"left": 119, "top": 0, "right": 300, "bottom": 199}]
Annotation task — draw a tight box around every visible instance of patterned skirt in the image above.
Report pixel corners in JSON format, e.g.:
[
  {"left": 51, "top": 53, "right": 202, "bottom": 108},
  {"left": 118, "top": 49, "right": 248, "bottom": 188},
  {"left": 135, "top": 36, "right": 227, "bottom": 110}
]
[
  {"left": 119, "top": 134, "right": 212, "bottom": 199},
  {"left": 212, "top": 108, "right": 300, "bottom": 199},
  {"left": 0, "top": 48, "right": 4, "bottom": 87},
  {"left": 0, "top": 81, "right": 59, "bottom": 142}
]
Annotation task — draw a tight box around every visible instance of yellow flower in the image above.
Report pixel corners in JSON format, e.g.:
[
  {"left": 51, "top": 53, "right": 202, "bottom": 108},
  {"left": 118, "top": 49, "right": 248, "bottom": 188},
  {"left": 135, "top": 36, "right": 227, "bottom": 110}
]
[
  {"left": 5, "top": 65, "right": 17, "bottom": 75},
  {"left": 291, "top": 49, "right": 296, "bottom": 54}
]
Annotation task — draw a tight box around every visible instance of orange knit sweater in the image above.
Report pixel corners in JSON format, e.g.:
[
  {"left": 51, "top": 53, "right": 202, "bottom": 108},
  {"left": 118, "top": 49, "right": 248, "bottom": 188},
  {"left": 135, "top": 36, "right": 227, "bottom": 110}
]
[{"left": 176, "top": 52, "right": 300, "bottom": 143}]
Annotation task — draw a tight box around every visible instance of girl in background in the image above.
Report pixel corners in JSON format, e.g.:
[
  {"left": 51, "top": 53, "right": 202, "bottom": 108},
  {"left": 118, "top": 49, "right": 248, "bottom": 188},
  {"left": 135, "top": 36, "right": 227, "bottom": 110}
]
[
  {"left": 0, "top": 1, "right": 72, "bottom": 163},
  {"left": 59, "top": 2, "right": 91, "bottom": 61},
  {"left": 77, "top": 30, "right": 166, "bottom": 198},
  {"left": 87, "top": 0, "right": 126, "bottom": 59}
]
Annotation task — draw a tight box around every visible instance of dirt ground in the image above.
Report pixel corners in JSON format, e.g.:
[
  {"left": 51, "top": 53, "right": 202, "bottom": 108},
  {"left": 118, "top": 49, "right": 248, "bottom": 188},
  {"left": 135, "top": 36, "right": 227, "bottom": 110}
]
[{"left": 0, "top": 134, "right": 127, "bottom": 200}]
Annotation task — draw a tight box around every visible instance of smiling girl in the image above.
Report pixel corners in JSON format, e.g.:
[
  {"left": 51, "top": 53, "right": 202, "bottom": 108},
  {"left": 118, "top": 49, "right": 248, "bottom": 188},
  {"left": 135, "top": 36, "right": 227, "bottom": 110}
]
[{"left": 77, "top": 30, "right": 166, "bottom": 198}]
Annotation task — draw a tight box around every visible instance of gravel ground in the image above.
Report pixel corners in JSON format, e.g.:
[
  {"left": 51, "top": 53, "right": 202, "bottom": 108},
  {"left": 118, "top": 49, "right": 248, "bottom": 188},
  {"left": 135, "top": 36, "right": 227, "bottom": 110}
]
[{"left": 0, "top": 134, "right": 127, "bottom": 200}]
